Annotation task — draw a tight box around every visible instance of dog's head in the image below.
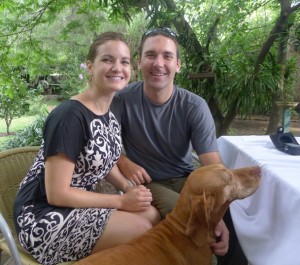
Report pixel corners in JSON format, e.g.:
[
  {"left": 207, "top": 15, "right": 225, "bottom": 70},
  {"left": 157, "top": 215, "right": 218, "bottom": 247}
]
[{"left": 180, "top": 164, "right": 261, "bottom": 247}]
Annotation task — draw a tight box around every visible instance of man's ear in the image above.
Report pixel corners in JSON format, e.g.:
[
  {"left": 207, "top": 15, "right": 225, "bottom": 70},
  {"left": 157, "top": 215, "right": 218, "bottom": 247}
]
[{"left": 175, "top": 58, "right": 181, "bottom": 73}]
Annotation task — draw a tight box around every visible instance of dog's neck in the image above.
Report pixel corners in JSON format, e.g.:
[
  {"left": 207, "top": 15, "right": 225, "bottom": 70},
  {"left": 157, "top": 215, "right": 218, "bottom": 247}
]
[
  {"left": 165, "top": 211, "right": 187, "bottom": 233},
  {"left": 169, "top": 185, "right": 229, "bottom": 246}
]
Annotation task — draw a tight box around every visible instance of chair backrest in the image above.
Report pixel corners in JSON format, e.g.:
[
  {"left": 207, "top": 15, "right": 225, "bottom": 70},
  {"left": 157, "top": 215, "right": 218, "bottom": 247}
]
[{"left": 0, "top": 146, "right": 39, "bottom": 233}]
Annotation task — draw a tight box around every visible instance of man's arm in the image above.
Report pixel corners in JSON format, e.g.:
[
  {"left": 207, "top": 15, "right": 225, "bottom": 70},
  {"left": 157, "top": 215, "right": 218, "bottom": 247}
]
[
  {"left": 117, "top": 154, "right": 152, "bottom": 185},
  {"left": 198, "top": 151, "right": 222, "bottom": 166}
]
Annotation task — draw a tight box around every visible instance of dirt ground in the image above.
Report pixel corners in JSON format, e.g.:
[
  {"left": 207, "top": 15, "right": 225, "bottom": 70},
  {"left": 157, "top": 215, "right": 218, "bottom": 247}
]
[{"left": 230, "top": 115, "right": 300, "bottom": 136}]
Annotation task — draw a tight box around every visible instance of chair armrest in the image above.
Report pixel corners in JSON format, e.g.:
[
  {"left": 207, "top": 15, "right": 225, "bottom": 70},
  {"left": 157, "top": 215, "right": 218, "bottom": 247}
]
[
  {"left": 192, "top": 152, "right": 200, "bottom": 162},
  {"left": 0, "top": 213, "right": 22, "bottom": 265}
]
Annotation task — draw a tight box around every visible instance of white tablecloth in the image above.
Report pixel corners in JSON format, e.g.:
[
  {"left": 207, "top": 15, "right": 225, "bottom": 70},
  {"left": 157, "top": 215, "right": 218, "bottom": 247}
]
[{"left": 217, "top": 136, "right": 300, "bottom": 265}]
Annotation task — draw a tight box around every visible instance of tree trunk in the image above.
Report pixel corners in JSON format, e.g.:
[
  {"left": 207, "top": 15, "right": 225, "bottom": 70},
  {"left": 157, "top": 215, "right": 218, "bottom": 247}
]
[
  {"left": 208, "top": 96, "right": 238, "bottom": 137},
  {"left": 266, "top": 14, "right": 291, "bottom": 134},
  {"left": 5, "top": 116, "right": 11, "bottom": 135},
  {"left": 266, "top": 97, "right": 282, "bottom": 134}
]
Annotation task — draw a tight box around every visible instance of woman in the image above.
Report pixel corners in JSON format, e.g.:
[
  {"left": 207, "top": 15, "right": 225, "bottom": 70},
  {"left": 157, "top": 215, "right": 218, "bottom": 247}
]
[{"left": 13, "top": 32, "right": 160, "bottom": 265}]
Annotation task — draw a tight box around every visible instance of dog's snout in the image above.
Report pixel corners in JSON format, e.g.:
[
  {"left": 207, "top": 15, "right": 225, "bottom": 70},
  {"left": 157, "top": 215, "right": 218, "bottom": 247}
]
[
  {"left": 250, "top": 166, "right": 261, "bottom": 178},
  {"left": 232, "top": 166, "right": 261, "bottom": 178}
]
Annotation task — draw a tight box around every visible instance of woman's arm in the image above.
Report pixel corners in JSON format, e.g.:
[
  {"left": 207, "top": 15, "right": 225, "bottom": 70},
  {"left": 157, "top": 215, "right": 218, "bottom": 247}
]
[
  {"left": 45, "top": 153, "right": 122, "bottom": 209},
  {"left": 104, "top": 164, "right": 132, "bottom": 193},
  {"left": 45, "top": 153, "right": 152, "bottom": 211}
]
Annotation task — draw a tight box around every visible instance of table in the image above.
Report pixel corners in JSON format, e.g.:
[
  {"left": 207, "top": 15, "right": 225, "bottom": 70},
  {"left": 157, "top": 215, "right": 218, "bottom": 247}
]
[{"left": 217, "top": 135, "right": 300, "bottom": 265}]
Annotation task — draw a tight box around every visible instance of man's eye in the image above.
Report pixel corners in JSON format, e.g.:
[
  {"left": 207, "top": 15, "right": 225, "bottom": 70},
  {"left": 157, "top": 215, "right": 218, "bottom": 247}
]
[
  {"left": 165, "top": 54, "right": 173, "bottom": 60},
  {"left": 122, "top": 60, "right": 130, "bottom": 65}
]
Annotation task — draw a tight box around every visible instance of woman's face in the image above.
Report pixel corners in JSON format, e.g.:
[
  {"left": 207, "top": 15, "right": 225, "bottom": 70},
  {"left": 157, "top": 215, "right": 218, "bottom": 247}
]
[{"left": 87, "top": 40, "right": 131, "bottom": 93}]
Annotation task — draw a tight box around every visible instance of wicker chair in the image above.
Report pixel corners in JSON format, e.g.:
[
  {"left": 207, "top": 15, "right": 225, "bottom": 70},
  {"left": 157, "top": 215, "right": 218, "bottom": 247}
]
[{"left": 0, "top": 146, "right": 74, "bottom": 265}]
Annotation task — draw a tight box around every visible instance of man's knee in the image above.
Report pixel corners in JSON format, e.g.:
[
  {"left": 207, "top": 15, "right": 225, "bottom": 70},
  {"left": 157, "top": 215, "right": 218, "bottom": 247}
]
[
  {"left": 156, "top": 203, "right": 173, "bottom": 219},
  {"left": 146, "top": 182, "right": 179, "bottom": 219}
]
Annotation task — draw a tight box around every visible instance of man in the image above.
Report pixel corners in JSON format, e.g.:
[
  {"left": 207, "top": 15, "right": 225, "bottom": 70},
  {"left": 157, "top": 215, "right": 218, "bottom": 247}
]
[{"left": 111, "top": 27, "right": 245, "bottom": 264}]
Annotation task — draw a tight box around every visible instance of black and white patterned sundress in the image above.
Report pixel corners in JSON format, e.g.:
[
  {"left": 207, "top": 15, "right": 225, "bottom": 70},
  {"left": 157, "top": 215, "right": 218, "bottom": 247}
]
[{"left": 13, "top": 100, "right": 122, "bottom": 265}]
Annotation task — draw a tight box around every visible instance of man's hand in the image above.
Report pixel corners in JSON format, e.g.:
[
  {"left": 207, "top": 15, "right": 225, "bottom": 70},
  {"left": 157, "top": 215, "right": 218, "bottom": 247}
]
[
  {"left": 118, "top": 155, "right": 152, "bottom": 185},
  {"left": 210, "top": 219, "right": 229, "bottom": 256}
]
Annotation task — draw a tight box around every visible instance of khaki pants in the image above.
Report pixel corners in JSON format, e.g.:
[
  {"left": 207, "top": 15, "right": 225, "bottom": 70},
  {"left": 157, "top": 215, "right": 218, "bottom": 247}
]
[{"left": 145, "top": 176, "right": 188, "bottom": 219}]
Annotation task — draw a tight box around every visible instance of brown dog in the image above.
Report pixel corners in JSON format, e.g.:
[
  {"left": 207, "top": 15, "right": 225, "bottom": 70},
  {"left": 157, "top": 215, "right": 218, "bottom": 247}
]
[{"left": 75, "top": 164, "right": 261, "bottom": 265}]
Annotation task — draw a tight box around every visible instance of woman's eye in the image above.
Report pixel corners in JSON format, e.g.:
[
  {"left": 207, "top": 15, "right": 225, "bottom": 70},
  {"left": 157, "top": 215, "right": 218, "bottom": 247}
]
[
  {"left": 145, "top": 53, "right": 155, "bottom": 59},
  {"left": 122, "top": 60, "right": 130, "bottom": 65},
  {"left": 101, "top": 58, "right": 113, "bottom": 63}
]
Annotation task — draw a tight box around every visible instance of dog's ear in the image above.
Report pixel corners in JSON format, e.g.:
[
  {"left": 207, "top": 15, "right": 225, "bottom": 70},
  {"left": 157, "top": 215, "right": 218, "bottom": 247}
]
[{"left": 185, "top": 191, "right": 214, "bottom": 247}]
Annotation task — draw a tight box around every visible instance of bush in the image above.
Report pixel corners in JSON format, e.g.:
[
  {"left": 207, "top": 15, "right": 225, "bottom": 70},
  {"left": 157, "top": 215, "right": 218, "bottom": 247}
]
[
  {"left": 3, "top": 114, "right": 47, "bottom": 149},
  {"left": 26, "top": 95, "right": 49, "bottom": 116}
]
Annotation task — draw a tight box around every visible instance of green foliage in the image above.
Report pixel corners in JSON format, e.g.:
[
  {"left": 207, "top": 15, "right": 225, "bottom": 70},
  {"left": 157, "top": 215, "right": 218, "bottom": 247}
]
[
  {"left": 0, "top": 1, "right": 149, "bottom": 99},
  {"left": 0, "top": 0, "right": 299, "bottom": 136},
  {"left": 216, "top": 50, "right": 280, "bottom": 115},
  {"left": 59, "top": 57, "right": 88, "bottom": 99},
  {"left": 3, "top": 114, "right": 46, "bottom": 149},
  {"left": 0, "top": 84, "right": 33, "bottom": 134},
  {"left": 26, "top": 95, "right": 49, "bottom": 116},
  {"left": 176, "top": 0, "right": 300, "bottom": 120}
]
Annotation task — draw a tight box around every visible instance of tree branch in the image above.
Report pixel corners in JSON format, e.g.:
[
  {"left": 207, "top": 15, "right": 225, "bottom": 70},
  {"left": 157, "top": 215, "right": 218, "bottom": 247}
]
[
  {"left": 1, "top": 0, "right": 57, "bottom": 38},
  {"left": 291, "top": 2, "right": 300, "bottom": 12},
  {"left": 253, "top": 0, "right": 300, "bottom": 74},
  {"left": 206, "top": 16, "right": 221, "bottom": 53},
  {"left": 129, "top": 0, "right": 205, "bottom": 60}
]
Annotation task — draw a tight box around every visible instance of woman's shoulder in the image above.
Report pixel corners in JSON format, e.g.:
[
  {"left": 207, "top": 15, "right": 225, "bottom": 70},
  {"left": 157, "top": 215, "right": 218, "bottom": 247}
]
[
  {"left": 50, "top": 100, "right": 91, "bottom": 118},
  {"left": 45, "top": 100, "right": 95, "bottom": 132},
  {"left": 52, "top": 99, "right": 87, "bottom": 110}
]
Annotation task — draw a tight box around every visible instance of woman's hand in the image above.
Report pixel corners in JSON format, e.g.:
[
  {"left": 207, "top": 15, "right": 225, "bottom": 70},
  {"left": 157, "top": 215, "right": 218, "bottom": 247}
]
[{"left": 120, "top": 185, "right": 153, "bottom": 212}]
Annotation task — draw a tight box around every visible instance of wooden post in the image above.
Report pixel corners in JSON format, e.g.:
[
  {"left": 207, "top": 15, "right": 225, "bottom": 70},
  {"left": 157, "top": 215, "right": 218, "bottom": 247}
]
[
  {"left": 276, "top": 102, "right": 299, "bottom": 132},
  {"left": 187, "top": 72, "right": 215, "bottom": 96}
]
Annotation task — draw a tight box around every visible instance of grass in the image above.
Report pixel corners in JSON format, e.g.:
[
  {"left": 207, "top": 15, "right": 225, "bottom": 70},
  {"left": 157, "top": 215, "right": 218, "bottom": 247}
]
[
  {"left": 0, "top": 115, "right": 38, "bottom": 148},
  {"left": 0, "top": 98, "right": 60, "bottom": 149},
  {"left": 0, "top": 115, "right": 37, "bottom": 134}
]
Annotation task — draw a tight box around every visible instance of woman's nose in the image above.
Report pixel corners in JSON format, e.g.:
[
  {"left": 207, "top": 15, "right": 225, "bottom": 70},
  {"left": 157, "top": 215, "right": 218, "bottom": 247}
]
[{"left": 111, "top": 61, "right": 122, "bottom": 71}]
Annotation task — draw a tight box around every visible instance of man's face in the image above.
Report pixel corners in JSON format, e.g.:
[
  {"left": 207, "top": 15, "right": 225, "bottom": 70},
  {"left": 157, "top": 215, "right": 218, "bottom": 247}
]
[{"left": 138, "top": 35, "right": 181, "bottom": 92}]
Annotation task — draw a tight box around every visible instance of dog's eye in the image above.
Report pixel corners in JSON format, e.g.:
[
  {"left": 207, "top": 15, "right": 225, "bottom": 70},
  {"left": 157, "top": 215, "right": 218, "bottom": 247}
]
[{"left": 220, "top": 170, "right": 232, "bottom": 182}]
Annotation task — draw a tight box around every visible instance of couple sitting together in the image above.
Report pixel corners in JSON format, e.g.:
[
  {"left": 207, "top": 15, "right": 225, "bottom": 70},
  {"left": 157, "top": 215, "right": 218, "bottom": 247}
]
[{"left": 13, "top": 28, "right": 245, "bottom": 265}]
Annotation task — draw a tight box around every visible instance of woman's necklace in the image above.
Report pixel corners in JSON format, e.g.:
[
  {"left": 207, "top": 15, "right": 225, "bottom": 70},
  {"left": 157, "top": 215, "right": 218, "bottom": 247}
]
[{"left": 88, "top": 89, "right": 110, "bottom": 126}]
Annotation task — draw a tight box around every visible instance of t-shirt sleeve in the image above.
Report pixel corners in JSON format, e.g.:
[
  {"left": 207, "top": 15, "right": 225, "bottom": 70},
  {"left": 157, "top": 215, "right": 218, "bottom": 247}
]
[
  {"left": 189, "top": 98, "right": 219, "bottom": 155},
  {"left": 43, "top": 104, "right": 85, "bottom": 162}
]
